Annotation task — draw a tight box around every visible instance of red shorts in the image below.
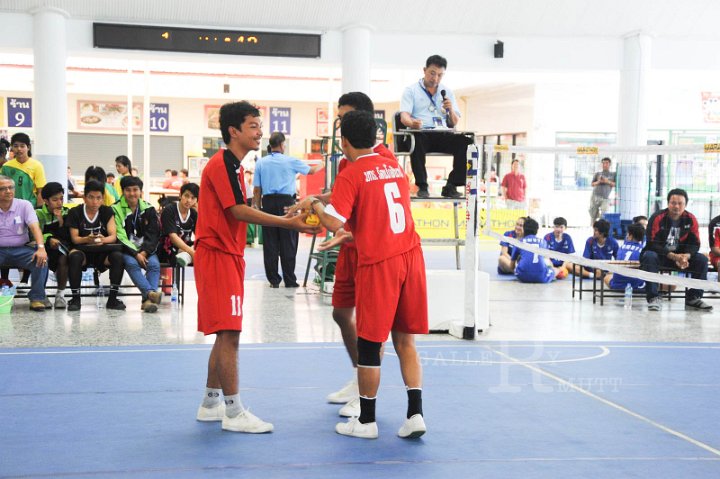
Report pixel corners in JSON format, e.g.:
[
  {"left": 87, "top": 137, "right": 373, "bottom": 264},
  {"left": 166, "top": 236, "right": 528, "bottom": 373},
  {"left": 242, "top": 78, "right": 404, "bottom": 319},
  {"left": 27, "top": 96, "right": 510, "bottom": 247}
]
[
  {"left": 355, "top": 246, "right": 428, "bottom": 343},
  {"left": 332, "top": 244, "right": 358, "bottom": 308},
  {"left": 195, "top": 245, "right": 245, "bottom": 335},
  {"left": 711, "top": 253, "right": 720, "bottom": 270}
]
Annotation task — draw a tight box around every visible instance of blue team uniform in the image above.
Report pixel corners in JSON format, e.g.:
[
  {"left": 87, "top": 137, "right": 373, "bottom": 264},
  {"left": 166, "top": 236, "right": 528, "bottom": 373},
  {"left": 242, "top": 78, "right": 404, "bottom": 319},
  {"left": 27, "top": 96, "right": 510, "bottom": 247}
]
[
  {"left": 498, "top": 230, "right": 518, "bottom": 275},
  {"left": 582, "top": 236, "right": 619, "bottom": 271},
  {"left": 543, "top": 232, "right": 575, "bottom": 267},
  {"left": 608, "top": 240, "right": 645, "bottom": 290},
  {"left": 511, "top": 235, "right": 555, "bottom": 283}
]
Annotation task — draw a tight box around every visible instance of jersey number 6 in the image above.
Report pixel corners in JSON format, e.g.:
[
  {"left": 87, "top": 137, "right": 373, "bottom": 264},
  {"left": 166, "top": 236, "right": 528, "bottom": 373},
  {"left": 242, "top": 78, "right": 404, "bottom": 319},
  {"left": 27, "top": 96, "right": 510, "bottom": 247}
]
[{"left": 384, "top": 182, "right": 406, "bottom": 234}]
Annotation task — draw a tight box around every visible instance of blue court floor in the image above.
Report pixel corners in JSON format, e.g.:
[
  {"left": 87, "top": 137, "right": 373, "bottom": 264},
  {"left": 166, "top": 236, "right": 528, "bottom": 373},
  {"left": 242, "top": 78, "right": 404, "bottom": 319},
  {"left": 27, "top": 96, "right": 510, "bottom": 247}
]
[{"left": 1, "top": 341, "right": 719, "bottom": 478}]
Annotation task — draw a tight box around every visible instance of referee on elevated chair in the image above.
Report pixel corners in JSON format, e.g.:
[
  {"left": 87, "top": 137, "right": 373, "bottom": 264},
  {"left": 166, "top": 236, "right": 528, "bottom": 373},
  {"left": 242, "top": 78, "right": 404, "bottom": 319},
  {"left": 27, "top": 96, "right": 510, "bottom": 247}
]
[{"left": 253, "top": 132, "right": 323, "bottom": 288}]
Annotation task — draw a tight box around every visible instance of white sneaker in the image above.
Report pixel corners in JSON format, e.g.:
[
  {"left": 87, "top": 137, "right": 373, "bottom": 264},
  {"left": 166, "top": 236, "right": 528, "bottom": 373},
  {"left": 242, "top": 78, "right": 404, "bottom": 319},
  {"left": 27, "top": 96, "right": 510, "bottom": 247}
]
[
  {"left": 338, "top": 397, "right": 360, "bottom": 417},
  {"left": 196, "top": 402, "right": 226, "bottom": 422},
  {"left": 222, "top": 409, "right": 274, "bottom": 433},
  {"left": 335, "top": 417, "right": 378, "bottom": 439},
  {"left": 327, "top": 378, "right": 358, "bottom": 404},
  {"left": 398, "top": 414, "right": 427, "bottom": 439},
  {"left": 54, "top": 295, "right": 67, "bottom": 309}
]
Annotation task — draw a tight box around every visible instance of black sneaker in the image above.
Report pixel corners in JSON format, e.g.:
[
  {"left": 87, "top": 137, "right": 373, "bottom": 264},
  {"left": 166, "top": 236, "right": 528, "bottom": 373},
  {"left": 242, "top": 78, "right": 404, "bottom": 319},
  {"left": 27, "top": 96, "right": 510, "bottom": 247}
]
[
  {"left": 285, "top": 282, "right": 300, "bottom": 288},
  {"left": 67, "top": 298, "right": 81, "bottom": 312},
  {"left": 269, "top": 284, "right": 279, "bottom": 289},
  {"left": 416, "top": 188, "right": 430, "bottom": 199},
  {"left": 685, "top": 298, "right": 713, "bottom": 311},
  {"left": 441, "top": 185, "right": 463, "bottom": 199},
  {"left": 106, "top": 298, "right": 127, "bottom": 310}
]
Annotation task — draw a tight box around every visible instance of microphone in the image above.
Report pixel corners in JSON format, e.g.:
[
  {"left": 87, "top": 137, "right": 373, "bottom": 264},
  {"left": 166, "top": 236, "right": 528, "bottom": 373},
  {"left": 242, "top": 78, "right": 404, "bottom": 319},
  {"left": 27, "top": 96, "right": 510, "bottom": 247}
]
[{"left": 440, "top": 90, "right": 454, "bottom": 127}]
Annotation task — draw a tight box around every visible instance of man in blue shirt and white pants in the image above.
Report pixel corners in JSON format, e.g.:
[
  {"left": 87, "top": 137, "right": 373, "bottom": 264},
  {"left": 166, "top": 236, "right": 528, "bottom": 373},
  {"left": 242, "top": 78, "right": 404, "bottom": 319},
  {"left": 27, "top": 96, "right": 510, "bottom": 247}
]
[{"left": 253, "top": 132, "right": 323, "bottom": 288}]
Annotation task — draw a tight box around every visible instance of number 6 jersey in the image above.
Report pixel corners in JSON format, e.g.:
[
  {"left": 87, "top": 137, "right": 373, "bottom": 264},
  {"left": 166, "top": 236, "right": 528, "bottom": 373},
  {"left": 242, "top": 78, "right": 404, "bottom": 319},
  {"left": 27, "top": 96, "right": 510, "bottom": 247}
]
[{"left": 326, "top": 153, "right": 420, "bottom": 266}]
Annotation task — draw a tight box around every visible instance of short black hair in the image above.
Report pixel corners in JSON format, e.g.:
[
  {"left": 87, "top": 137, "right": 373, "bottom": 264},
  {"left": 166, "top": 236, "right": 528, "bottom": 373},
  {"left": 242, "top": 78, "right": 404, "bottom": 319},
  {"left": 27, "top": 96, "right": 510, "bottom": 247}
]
[
  {"left": 553, "top": 217, "right": 567, "bottom": 227},
  {"left": 84, "top": 165, "right": 107, "bottom": 184},
  {"left": 170, "top": 170, "right": 178, "bottom": 176},
  {"left": 115, "top": 155, "right": 132, "bottom": 174},
  {"left": 523, "top": 217, "right": 539, "bottom": 236},
  {"left": 181, "top": 182, "right": 199, "bottom": 199},
  {"left": 338, "top": 92, "right": 374, "bottom": 114},
  {"left": 106, "top": 172, "right": 116, "bottom": 179},
  {"left": 10, "top": 132, "right": 31, "bottom": 156},
  {"left": 165, "top": 169, "right": 171, "bottom": 173},
  {"left": 268, "top": 132, "right": 285, "bottom": 154},
  {"left": 667, "top": 188, "right": 688, "bottom": 204},
  {"left": 593, "top": 219, "right": 611, "bottom": 238},
  {"left": 0, "top": 138, "right": 9, "bottom": 157},
  {"left": 84, "top": 180, "right": 105, "bottom": 197},
  {"left": 180, "top": 168, "right": 188, "bottom": 176},
  {"left": 426, "top": 54, "right": 447, "bottom": 69},
  {"left": 627, "top": 223, "right": 645, "bottom": 242},
  {"left": 120, "top": 175, "right": 144, "bottom": 191},
  {"left": 41, "top": 182, "right": 64, "bottom": 200},
  {"left": 219, "top": 101, "right": 260, "bottom": 144},
  {"left": 601, "top": 157, "right": 611, "bottom": 164},
  {"left": 340, "top": 110, "right": 376, "bottom": 149},
  {"left": 632, "top": 215, "right": 647, "bottom": 223}
]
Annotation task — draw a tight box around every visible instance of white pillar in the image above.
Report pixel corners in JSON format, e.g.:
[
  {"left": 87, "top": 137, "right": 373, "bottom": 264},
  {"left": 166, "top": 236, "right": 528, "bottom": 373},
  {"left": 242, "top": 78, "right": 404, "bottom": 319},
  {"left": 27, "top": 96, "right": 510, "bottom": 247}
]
[
  {"left": 32, "top": 7, "right": 69, "bottom": 193},
  {"left": 341, "top": 26, "right": 371, "bottom": 94},
  {"left": 617, "top": 32, "right": 652, "bottom": 219}
]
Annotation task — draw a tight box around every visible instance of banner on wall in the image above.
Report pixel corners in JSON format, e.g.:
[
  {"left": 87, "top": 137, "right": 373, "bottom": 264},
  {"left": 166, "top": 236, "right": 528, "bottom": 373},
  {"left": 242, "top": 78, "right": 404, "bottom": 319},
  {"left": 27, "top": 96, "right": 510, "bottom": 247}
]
[
  {"left": 701, "top": 92, "right": 720, "bottom": 123},
  {"left": 269, "top": 107, "right": 291, "bottom": 134},
  {"left": 149, "top": 103, "right": 169, "bottom": 132},
  {"left": 205, "top": 104, "right": 267, "bottom": 130},
  {"left": 7, "top": 97, "right": 32, "bottom": 128},
  {"left": 77, "top": 101, "right": 142, "bottom": 130}
]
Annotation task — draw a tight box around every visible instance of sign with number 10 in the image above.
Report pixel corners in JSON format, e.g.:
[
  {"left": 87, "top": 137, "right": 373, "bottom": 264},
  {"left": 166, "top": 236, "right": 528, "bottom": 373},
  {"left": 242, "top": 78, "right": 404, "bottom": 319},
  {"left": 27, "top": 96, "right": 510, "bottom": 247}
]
[{"left": 7, "top": 98, "right": 32, "bottom": 128}]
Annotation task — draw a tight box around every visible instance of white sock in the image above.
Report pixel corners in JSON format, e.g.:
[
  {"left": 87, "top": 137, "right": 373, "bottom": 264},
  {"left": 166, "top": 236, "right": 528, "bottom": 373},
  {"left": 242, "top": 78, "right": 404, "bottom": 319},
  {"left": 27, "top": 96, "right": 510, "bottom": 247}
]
[
  {"left": 57, "top": 289, "right": 66, "bottom": 298},
  {"left": 224, "top": 394, "right": 244, "bottom": 417},
  {"left": 201, "top": 387, "right": 222, "bottom": 408}
]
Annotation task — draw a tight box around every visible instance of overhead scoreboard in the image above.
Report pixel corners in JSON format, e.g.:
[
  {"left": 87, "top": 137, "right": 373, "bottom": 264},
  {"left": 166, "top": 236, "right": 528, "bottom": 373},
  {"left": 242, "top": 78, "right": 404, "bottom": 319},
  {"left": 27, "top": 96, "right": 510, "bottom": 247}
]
[{"left": 93, "top": 23, "right": 321, "bottom": 58}]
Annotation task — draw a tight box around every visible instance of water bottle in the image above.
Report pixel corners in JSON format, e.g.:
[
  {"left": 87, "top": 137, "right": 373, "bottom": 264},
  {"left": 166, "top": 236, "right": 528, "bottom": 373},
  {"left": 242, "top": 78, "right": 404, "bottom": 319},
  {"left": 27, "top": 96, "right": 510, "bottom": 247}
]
[
  {"left": 1, "top": 285, "right": 9, "bottom": 296},
  {"left": 624, "top": 283, "right": 633, "bottom": 310},
  {"left": 96, "top": 286, "right": 106, "bottom": 309},
  {"left": 171, "top": 283, "right": 179, "bottom": 309}
]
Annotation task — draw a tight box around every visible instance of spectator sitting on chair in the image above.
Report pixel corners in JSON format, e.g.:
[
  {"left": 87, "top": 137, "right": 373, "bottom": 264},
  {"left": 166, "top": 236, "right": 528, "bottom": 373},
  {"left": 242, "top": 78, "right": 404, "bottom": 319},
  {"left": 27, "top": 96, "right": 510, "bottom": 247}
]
[
  {"left": 180, "top": 168, "right": 190, "bottom": 185},
  {"left": 603, "top": 223, "right": 646, "bottom": 291},
  {"left": 85, "top": 165, "right": 119, "bottom": 206},
  {"left": 113, "top": 176, "right": 162, "bottom": 313},
  {"left": 543, "top": 216, "right": 575, "bottom": 276},
  {"left": 641, "top": 188, "right": 712, "bottom": 311},
  {"left": 36, "top": 182, "right": 73, "bottom": 309},
  {"left": 158, "top": 182, "right": 198, "bottom": 266},
  {"left": 65, "top": 181, "right": 126, "bottom": 312},
  {"left": 162, "top": 170, "right": 182, "bottom": 190},
  {"left": 510, "top": 217, "right": 563, "bottom": 283},
  {"left": 573, "top": 219, "right": 619, "bottom": 278},
  {"left": 498, "top": 216, "right": 525, "bottom": 274},
  {"left": 399, "top": 54, "right": 472, "bottom": 199},
  {"left": 0, "top": 175, "right": 49, "bottom": 311}
]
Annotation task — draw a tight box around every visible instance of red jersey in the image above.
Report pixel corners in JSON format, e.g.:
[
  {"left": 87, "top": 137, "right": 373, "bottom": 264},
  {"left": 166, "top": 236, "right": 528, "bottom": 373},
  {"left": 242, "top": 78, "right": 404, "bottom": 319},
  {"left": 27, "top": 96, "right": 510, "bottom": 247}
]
[
  {"left": 328, "top": 152, "right": 420, "bottom": 266},
  {"left": 336, "top": 143, "right": 399, "bottom": 251},
  {"left": 195, "top": 149, "right": 248, "bottom": 256},
  {"left": 501, "top": 172, "right": 526, "bottom": 202}
]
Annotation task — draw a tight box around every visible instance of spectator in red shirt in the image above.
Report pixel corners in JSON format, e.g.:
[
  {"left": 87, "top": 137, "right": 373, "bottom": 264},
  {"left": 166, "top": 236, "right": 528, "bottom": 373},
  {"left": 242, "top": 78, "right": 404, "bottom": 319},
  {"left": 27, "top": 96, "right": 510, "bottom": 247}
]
[{"left": 501, "top": 159, "right": 527, "bottom": 209}]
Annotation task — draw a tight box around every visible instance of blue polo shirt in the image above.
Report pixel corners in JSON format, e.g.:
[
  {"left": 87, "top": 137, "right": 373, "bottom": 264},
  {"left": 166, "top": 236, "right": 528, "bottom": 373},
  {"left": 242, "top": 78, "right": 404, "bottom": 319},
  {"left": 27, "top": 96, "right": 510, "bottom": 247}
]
[
  {"left": 400, "top": 79, "right": 461, "bottom": 128},
  {"left": 609, "top": 240, "right": 645, "bottom": 290},
  {"left": 511, "top": 235, "right": 555, "bottom": 283},
  {"left": 583, "top": 236, "right": 619, "bottom": 260},
  {"left": 543, "top": 232, "right": 576, "bottom": 267},
  {"left": 253, "top": 152, "right": 311, "bottom": 196}
]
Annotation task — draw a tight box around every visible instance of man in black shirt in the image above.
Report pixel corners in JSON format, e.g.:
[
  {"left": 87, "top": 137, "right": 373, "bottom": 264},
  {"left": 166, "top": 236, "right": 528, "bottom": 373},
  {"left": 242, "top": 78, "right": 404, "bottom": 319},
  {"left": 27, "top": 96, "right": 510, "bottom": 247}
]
[
  {"left": 158, "top": 183, "right": 198, "bottom": 266},
  {"left": 66, "top": 181, "right": 126, "bottom": 311}
]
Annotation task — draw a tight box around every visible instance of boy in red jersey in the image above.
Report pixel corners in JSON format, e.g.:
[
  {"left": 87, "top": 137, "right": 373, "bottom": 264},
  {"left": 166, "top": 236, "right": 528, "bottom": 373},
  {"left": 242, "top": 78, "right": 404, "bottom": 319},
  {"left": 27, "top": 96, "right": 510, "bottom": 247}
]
[
  {"left": 296, "top": 92, "right": 399, "bottom": 418},
  {"left": 300, "top": 110, "right": 428, "bottom": 440},
  {"left": 193, "top": 101, "right": 318, "bottom": 433}
]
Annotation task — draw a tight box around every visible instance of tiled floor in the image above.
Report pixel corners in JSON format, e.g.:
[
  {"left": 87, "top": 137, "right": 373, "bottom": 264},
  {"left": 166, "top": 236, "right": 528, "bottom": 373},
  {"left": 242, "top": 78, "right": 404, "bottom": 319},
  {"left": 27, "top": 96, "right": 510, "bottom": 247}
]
[{"left": 1, "top": 238, "right": 718, "bottom": 349}]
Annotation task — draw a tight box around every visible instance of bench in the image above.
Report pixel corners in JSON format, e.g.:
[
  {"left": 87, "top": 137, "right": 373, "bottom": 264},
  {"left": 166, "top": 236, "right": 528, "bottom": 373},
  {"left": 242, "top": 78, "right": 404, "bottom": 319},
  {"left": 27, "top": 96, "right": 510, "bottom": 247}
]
[{"left": 10, "top": 262, "right": 188, "bottom": 305}]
